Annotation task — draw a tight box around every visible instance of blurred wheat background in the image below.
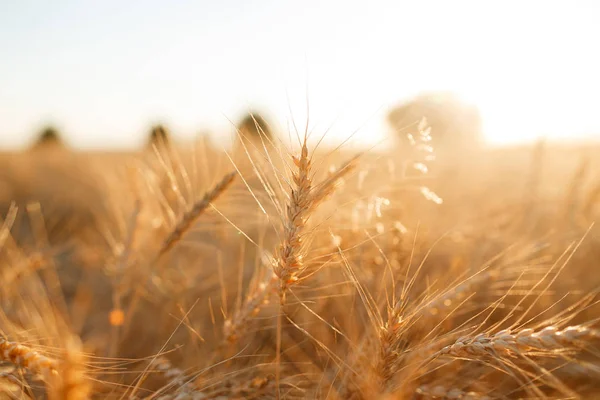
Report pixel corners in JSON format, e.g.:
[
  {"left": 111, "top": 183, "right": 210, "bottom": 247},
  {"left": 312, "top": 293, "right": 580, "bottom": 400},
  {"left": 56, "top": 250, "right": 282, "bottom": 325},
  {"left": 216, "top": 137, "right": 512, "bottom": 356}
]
[{"left": 1, "top": 1, "right": 600, "bottom": 399}]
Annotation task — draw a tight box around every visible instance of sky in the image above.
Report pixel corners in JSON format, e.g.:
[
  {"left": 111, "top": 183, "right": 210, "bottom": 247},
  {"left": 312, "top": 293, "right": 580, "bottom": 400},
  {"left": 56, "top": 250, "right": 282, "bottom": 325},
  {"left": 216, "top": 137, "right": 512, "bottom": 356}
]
[{"left": 1, "top": 0, "right": 599, "bottom": 150}]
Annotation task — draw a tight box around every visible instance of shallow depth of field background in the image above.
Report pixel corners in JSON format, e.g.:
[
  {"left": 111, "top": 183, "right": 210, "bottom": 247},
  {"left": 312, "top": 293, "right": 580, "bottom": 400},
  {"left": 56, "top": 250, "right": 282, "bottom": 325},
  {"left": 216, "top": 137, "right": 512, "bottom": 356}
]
[
  {"left": 1, "top": 0, "right": 600, "bottom": 150},
  {"left": 2, "top": 1, "right": 600, "bottom": 400}
]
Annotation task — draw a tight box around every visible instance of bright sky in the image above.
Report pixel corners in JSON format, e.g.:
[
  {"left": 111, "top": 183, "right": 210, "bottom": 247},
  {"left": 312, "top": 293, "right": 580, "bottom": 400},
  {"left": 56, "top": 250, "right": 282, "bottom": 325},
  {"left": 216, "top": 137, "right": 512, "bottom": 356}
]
[{"left": 1, "top": 0, "right": 599, "bottom": 150}]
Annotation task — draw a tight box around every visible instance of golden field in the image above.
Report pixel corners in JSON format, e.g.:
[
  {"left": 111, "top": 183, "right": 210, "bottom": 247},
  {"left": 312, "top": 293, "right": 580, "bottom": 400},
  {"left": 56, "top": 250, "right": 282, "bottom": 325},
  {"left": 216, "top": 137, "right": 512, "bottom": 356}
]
[{"left": 0, "top": 128, "right": 599, "bottom": 399}]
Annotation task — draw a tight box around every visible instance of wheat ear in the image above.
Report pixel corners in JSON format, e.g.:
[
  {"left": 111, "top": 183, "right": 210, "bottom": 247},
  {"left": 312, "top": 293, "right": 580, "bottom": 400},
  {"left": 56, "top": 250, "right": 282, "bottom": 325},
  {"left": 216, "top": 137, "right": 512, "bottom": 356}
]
[
  {"left": 272, "top": 138, "right": 313, "bottom": 303},
  {"left": 223, "top": 147, "right": 358, "bottom": 342},
  {"left": 377, "top": 300, "right": 407, "bottom": 392},
  {"left": 157, "top": 171, "right": 236, "bottom": 258},
  {"left": 0, "top": 337, "right": 58, "bottom": 378},
  {"left": 274, "top": 142, "right": 359, "bottom": 302},
  {"left": 438, "top": 325, "right": 600, "bottom": 359},
  {"left": 223, "top": 276, "right": 274, "bottom": 343}
]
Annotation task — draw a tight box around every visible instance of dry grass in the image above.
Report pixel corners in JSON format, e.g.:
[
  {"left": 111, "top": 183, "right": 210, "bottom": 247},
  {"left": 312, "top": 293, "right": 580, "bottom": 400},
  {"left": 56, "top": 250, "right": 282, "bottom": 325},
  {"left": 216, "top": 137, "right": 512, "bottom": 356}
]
[{"left": 1, "top": 124, "right": 600, "bottom": 399}]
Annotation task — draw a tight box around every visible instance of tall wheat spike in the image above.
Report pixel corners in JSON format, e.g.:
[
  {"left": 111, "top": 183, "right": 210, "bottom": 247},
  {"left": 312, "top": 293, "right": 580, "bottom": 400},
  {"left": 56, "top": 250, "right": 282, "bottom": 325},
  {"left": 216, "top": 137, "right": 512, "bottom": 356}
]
[{"left": 223, "top": 141, "right": 358, "bottom": 343}]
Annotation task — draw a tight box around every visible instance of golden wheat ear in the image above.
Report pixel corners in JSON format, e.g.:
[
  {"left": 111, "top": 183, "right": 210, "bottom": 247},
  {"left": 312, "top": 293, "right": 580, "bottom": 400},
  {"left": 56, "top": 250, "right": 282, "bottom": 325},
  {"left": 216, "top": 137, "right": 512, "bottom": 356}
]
[
  {"left": 438, "top": 325, "right": 600, "bottom": 359},
  {"left": 223, "top": 141, "right": 359, "bottom": 344},
  {"left": 156, "top": 171, "right": 237, "bottom": 259},
  {"left": 0, "top": 337, "right": 58, "bottom": 378}
]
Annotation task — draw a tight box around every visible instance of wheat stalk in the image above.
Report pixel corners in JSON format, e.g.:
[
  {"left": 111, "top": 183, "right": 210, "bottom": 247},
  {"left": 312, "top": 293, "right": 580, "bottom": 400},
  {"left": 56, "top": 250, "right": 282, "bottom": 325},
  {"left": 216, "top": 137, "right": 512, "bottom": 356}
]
[{"left": 49, "top": 337, "right": 90, "bottom": 400}]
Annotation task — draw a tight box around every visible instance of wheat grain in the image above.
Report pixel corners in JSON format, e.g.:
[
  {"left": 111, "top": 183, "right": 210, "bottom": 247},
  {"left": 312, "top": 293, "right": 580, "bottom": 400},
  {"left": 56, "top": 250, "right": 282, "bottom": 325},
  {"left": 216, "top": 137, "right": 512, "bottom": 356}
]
[
  {"left": 438, "top": 325, "right": 600, "bottom": 359},
  {"left": 0, "top": 337, "right": 58, "bottom": 378},
  {"left": 157, "top": 171, "right": 236, "bottom": 258},
  {"left": 271, "top": 138, "right": 313, "bottom": 305},
  {"left": 223, "top": 145, "right": 358, "bottom": 342}
]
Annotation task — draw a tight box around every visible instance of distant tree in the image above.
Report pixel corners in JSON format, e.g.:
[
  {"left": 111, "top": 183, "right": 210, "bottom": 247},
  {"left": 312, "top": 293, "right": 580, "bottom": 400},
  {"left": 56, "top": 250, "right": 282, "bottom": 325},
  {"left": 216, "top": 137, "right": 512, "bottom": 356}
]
[
  {"left": 32, "top": 126, "right": 64, "bottom": 149},
  {"left": 147, "top": 124, "right": 171, "bottom": 149},
  {"left": 387, "top": 92, "right": 484, "bottom": 152},
  {"left": 236, "top": 112, "right": 273, "bottom": 145}
]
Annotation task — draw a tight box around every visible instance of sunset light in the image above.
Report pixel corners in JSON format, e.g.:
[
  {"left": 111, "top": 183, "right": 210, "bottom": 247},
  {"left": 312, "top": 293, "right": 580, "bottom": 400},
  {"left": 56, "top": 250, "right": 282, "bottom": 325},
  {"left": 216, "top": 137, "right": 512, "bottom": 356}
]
[
  {"left": 3, "top": 2, "right": 600, "bottom": 398},
  {"left": 1, "top": 1, "right": 599, "bottom": 149}
]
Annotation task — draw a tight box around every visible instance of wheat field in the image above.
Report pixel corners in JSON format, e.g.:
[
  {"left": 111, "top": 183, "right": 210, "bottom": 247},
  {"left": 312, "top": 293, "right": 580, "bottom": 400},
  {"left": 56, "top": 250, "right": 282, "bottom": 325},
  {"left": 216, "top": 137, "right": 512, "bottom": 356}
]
[{"left": 0, "top": 124, "right": 599, "bottom": 399}]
